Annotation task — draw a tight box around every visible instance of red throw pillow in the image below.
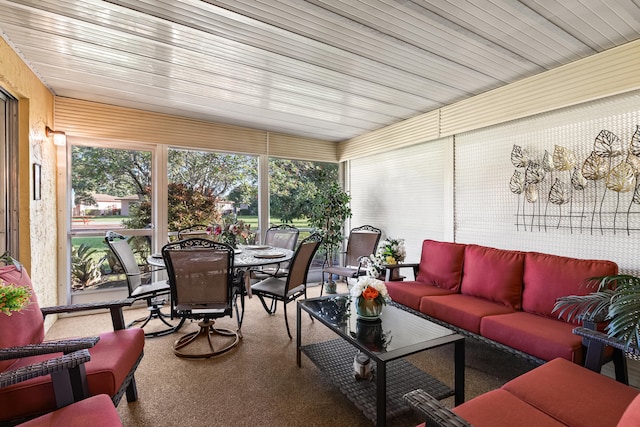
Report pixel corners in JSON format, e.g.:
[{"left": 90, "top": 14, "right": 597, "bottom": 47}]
[
  {"left": 460, "top": 245, "right": 525, "bottom": 309},
  {"left": 416, "top": 240, "right": 466, "bottom": 291}
]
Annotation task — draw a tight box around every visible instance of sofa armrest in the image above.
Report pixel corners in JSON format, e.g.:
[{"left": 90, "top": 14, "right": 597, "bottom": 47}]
[
  {"left": 384, "top": 263, "right": 419, "bottom": 280},
  {"left": 0, "top": 337, "right": 99, "bottom": 361},
  {"left": 403, "top": 389, "right": 472, "bottom": 427},
  {"left": 573, "top": 327, "right": 640, "bottom": 384},
  {"left": 41, "top": 298, "right": 135, "bottom": 330}
]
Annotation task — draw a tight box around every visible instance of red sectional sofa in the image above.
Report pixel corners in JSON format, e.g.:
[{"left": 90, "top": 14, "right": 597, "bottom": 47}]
[{"left": 386, "top": 240, "right": 618, "bottom": 364}]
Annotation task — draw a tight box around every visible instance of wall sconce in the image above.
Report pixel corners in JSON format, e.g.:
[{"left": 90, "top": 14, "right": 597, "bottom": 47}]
[{"left": 45, "top": 126, "right": 66, "bottom": 146}]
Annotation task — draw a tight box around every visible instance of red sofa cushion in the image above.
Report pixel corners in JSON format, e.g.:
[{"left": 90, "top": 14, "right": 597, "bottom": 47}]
[
  {"left": 0, "top": 266, "right": 45, "bottom": 372},
  {"left": 480, "top": 311, "right": 583, "bottom": 362},
  {"left": 618, "top": 394, "right": 640, "bottom": 427},
  {"left": 386, "top": 281, "right": 456, "bottom": 311},
  {"left": 0, "top": 329, "right": 144, "bottom": 422},
  {"left": 453, "top": 389, "right": 565, "bottom": 427},
  {"left": 503, "top": 358, "right": 638, "bottom": 427},
  {"left": 522, "top": 252, "right": 618, "bottom": 320},
  {"left": 19, "top": 394, "right": 122, "bottom": 427},
  {"left": 460, "top": 245, "right": 525, "bottom": 309},
  {"left": 416, "top": 240, "right": 466, "bottom": 291},
  {"left": 420, "top": 294, "right": 515, "bottom": 334}
]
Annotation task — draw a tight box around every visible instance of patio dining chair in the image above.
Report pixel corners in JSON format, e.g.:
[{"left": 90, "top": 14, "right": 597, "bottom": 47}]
[
  {"left": 162, "top": 238, "right": 241, "bottom": 358},
  {"left": 251, "top": 233, "right": 322, "bottom": 339},
  {"left": 105, "top": 231, "right": 184, "bottom": 337},
  {"left": 253, "top": 224, "right": 299, "bottom": 279},
  {"left": 321, "top": 225, "right": 381, "bottom": 294},
  {"left": 177, "top": 224, "right": 210, "bottom": 240}
]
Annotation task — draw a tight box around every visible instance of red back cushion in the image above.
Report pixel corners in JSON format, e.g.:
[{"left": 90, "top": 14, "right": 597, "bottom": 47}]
[
  {"left": 460, "top": 245, "right": 525, "bottom": 309},
  {"left": 0, "top": 265, "right": 44, "bottom": 372},
  {"left": 522, "top": 252, "right": 618, "bottom": 320},
  {"left": 416, "top": 240, "right": 466, "bottom": 291}
]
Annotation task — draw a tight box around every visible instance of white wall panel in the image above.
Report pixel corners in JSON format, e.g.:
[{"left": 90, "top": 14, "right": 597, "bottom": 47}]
[
  {"left": 455, "top": 90, "right": 640, "bottom": 275},
  {"left": 348, "top": 138, "right": 452, "bottom": 278}
]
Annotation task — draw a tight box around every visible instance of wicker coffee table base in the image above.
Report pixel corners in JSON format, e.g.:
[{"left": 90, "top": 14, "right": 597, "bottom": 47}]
[{"left": 301, "top": 338, "right": 453, "bottom": 423}]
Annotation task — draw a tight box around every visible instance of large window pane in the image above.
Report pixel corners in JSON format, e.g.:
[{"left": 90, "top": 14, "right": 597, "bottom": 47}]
[
  {"left": 268, "top": 158, "right": 338, "bottom": 269},
  {"left": 167, "top": 148, "right": 258, "bottom": 240},
  {"left": 70, "top": 146, "right": 153, "bottom": 293}
]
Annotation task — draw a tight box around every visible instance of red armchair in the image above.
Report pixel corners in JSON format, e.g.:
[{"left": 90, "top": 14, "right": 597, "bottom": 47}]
[{"left": 0, "top": 261, "right": 144, "bottom": 424}]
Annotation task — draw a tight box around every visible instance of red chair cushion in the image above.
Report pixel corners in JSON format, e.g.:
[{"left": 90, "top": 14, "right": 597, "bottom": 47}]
[
  {"left": 522, "top": 252, "right": 618, "bottom": 320},
  {"left": 503, "top": 358, "right": 638, "bottom": 427},
  {"left": 453, "top": 389, "right": 566, "bottom": 427},
  {"left": 0, "top": 329, "right": 144, "bottom": 422},
  {"left": 0, "top": 266, "right": 45, "bottom": 372},
  {"left": 416, "top": 240, "right": 466, "bottom": 291},
  {"left": 459, "top": 245, "right": 525, "bottom": 309},
  {"left": 617, "top": 394, "right": 640, "bottom": 426},
  {"left": 19, "top": 394, "right": 122, "bottom": 427}
]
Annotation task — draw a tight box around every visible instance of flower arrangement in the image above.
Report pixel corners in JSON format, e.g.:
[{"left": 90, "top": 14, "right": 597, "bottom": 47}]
[
  {"left": 0, "top": 279, "right": 32, "bottom": 316},
  {"left": 365, "top": 237, "right": 406, "bottom": 278},
  {"left": 350, "top": 276, "right": 390, "bottom": 306},
  {"left": 206, "top": 216, "right": 254, "bottom": 248}
]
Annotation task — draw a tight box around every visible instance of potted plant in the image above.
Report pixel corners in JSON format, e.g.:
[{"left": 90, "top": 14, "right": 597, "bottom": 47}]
[
  {"left": 553, "top": 274, "right": 640, "bottom": 350},
  {"left": 307, "top": 178, "right": 352, "bottom": 294}
]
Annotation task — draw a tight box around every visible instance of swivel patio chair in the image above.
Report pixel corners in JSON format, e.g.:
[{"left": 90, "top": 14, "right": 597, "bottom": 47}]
[
  {"left": 251, "top": 233, "right": 322, "bottom": 339},
  {"left": 322, "top": 225, "right": 381, "bottom": 294},
  {"left": 253, "top": 224, "right": 299, "bottom": 279},
  {"left": 106, "top": 231, "right": 184, "bottom": 337},
  {"left": 0, "top": 256, "right": 144, "bottom": 425},
  {"left": 162, "top": 238, "right": 241, "bottom": 358}
]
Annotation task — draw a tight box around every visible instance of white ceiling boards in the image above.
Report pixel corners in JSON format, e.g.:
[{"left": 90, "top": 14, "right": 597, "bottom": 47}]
[{"left": 1, "top": 0, "right": 639, "bottom": 142}]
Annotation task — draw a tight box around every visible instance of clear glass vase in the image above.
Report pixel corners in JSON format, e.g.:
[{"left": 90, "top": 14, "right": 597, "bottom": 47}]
[{"left": 355, "top": 296, "right": 383, "bottom": 320}]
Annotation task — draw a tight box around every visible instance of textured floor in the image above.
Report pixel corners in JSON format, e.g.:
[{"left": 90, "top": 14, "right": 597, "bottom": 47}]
[{"left": 45, "top": 282, "right": 538, "bottom": 427}]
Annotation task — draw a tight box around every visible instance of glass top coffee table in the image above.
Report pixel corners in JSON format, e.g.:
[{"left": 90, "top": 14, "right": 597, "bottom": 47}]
[{"left": 297, "top": 294, "right": 464, "bottom": 427}]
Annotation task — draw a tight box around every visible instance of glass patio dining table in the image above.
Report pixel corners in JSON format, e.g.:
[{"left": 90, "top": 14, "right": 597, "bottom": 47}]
[{"left": 147, "top": 244, "right": 295, "bottom": 297}]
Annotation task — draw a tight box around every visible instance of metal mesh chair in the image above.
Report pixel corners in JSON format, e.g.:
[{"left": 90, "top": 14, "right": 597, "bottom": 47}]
[
  {"left": 162, "top": 238, "right": 241, "bottom": 358},
  {"left": 253, "top": 224, "right": 300, "bottom": 279},
  {"left": 322, "top": 225, "right": 381, "bottom": 294},
  {"left": 105, "top": 231, "right": 184, "bottom": 337},
  {"left": 251, "top": 233, "right": 322, "bottom": 339}
]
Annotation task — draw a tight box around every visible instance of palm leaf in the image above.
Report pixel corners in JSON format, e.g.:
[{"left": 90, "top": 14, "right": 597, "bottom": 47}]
[{"left": 553, "top": 290, "right": 613, "bottom": 322}]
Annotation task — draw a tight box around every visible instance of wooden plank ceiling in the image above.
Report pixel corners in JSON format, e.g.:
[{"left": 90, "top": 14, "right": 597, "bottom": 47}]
[{"left": 0, "top": 0, "right": 639, "bottom": 142}]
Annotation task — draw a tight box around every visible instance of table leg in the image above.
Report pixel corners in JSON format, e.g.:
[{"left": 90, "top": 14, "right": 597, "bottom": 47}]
[
  {"left": 454, "top": 338, "right": 465, "bottom": 405},
  {"left": 376, "top": 361, "right": 386, "bottom": 427},
  {"left": 296, "top": 303, "right": 302, "bottom": 367}
]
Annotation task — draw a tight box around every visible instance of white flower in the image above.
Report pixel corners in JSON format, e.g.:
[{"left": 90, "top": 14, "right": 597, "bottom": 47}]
[{"left": 350, "top": 276, "right": 389, "bottom": 300}]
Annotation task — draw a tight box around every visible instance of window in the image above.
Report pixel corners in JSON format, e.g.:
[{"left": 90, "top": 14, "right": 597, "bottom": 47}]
[{"left": 0, "top": 89, "right": 18, "bottom": 255}]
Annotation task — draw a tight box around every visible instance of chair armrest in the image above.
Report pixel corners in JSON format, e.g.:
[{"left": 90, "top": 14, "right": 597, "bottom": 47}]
[
  {"left": 0, "top": 349, "right": 91, "bottom": 387},
  {"left": 0, "top": 337, "right": 99, "bottom": 361},
  {"left": 403, "top": 389, "right": 473, "bottom": 427},
  {"left": 41, "top": 298, "right": 135, "bottom": 331}
]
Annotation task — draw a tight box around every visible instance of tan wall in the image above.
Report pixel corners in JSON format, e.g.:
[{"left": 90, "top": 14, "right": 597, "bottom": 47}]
[{"left": 0, "top": 37, "right": 57, "bottom": 313}]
